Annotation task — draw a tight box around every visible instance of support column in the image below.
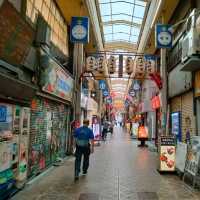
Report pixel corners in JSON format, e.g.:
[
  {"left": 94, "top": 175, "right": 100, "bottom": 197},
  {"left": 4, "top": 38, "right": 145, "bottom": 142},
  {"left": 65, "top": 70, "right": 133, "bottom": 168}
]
[
  {"left": 73, "top": 43, "right": 84, "bottom": 123},
  {"left": 160, "top": 15, "right": 167, "bottom": 135}
]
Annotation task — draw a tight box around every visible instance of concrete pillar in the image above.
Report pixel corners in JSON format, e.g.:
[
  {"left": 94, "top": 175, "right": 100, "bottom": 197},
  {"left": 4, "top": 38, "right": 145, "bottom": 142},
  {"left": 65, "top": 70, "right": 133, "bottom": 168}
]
[
  {"left": 160, "top": 15, "right": 167, "bottom": 135},
  {"left": 73, "top": 43, "right": 84, "bottom": 123}
]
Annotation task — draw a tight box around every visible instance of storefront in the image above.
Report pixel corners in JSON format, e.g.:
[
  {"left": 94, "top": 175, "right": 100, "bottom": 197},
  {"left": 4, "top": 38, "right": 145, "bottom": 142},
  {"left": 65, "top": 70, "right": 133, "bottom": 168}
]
[
  {"left": 28, "top": 49, "right": 74, "bottom": 178},
  {"left": 168, "top": 64, "right": 195, "bottom": 142},
  {"left": 0, "top": 68, "right": 37, "bottom": 197}
]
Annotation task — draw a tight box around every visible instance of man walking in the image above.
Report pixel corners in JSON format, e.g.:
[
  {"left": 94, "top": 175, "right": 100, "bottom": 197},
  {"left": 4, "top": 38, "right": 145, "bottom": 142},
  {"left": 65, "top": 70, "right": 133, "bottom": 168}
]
[{"left": 74, "top": 119, "right": 94, "bottom": 181}]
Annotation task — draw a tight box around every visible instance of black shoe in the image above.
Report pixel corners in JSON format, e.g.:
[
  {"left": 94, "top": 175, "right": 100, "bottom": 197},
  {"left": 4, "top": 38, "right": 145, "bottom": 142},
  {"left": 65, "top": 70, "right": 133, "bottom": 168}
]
[
  {"left": 74, "top": 176, "right": 79, "bottom": 181},
  {"left": 82, "top": 171, "right": 87, "bottom": 175}
]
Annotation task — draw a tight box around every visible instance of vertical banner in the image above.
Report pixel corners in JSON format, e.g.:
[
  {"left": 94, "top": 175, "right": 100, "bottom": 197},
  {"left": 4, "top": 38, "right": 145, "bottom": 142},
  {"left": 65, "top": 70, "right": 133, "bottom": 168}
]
[
  {"left": 155, "top": 24, "right": 172, "bottom": 48},
  {"left": 70, "top": 16, "right": 89, "bottom": 43}
]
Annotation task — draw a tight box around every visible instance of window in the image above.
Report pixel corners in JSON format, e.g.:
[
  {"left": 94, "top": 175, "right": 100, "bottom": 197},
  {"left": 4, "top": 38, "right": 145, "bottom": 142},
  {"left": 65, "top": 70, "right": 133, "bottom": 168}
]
[{"left": 26, "top": 0, "right": 68, "bottom": 56}]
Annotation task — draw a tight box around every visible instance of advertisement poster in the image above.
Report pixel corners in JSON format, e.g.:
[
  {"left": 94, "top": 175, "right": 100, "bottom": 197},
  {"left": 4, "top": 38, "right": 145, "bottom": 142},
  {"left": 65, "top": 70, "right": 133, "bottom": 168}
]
[
  {"left": 159, "top": 136, "right": 176, "bottom": 171},
  {"left": 132, "top": 123, "right": 139, "bottom": 138},
  {"left": 185, "top": 136, "right": 200, "bottom": 176},
  {"left": 176, "top": 142, "right": 187, "bottom": 172},
  {"left": 92, "top": 116, "right": 100, "bottom": 140},
  {"left": 0, "top": 142, "right": 12, "bottom": 172},
  {"left": 40, "top": 51, "right": 74, "bottom": 102},
  {"left": 171, "top": 112, "right": 181, "bottom": 141}
]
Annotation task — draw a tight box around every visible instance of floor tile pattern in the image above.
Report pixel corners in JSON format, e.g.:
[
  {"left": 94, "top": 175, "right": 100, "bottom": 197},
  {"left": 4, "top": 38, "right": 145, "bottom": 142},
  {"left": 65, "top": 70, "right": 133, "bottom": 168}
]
[{"left": 12, "top": 127, "right": 200, "bottom": 200}]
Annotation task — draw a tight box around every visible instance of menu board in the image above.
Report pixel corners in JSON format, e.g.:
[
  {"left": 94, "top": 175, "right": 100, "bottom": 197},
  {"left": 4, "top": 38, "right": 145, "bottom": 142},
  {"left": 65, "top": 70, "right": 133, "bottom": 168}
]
[{"left": 159, "top": 136, "right": 176, "bottom": 171}]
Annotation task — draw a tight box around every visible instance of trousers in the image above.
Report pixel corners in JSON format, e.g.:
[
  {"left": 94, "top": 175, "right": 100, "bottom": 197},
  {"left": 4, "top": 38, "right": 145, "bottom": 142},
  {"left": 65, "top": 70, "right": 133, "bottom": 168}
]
[{"left": 75, "top": 145, "right": 90, "bottom": 176}]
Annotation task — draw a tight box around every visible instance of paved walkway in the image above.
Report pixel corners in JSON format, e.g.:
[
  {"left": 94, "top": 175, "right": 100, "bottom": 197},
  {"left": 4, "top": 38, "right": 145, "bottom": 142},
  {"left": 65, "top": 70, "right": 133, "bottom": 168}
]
[{"left": 12, "top": 127, "right": 200, "bottom": 200}]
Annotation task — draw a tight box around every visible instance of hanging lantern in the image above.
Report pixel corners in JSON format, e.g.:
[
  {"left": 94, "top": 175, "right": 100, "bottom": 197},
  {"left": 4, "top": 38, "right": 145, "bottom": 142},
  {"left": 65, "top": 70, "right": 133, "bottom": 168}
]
[
  {"left": 108, "top": 56, "right": 116, "bottom": 74},
  {"left": 134, "top": 57, "right": 145, "bottom": 79},
  {"left": 125, "top": 57, "right": 133, "bottom": 74},
  {"left": 86, "top": 56, "right": 96, "bottom": 72},
  {"left": 145, "top": 56, "right": 156, "bottom": 75},
  {"left": 97, "top": 56, "right": 106, "bottom": 73}
]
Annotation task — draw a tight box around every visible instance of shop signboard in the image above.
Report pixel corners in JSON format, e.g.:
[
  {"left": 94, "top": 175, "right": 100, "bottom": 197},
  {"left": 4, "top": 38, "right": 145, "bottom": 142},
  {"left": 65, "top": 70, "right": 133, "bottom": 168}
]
[
  {"left": 185, "top": 136, "right": 200, "bottom": 176},
  {"left": 171, "top": 112, "right": 181, "bottom": 142},
  {"left": 159, "top": 136, "right": 176, "bottom": 171},
  {"left": 155, "top": 24, "right": 172, "bottom": 48},
  {"left": 70, "top": 17, "right": 89, "bottom": 43},
  {"left": 176, "top": 142, "right": 187, "bottom": 173},
  {"left": 40, "top": 54, "right": 74, "bottom": 102}
]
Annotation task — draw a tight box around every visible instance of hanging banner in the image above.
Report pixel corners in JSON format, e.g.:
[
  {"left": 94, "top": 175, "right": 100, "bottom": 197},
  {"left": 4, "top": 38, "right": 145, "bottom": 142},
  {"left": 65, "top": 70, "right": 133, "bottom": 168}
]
[
  {"left": 144, "top": 55, "right": 156, "bottom": 75},
  {"left": 103, "top": 90, "right": 109, "bottom": 97},
  {"left": 70, "top": 16, "right": 89, "bottom": 43},
  {"left": 99, "top": 80, "right": 107, "bottom": 90},
  {"left": 155, "top": 24, "right": 172, "bottom": 48}
]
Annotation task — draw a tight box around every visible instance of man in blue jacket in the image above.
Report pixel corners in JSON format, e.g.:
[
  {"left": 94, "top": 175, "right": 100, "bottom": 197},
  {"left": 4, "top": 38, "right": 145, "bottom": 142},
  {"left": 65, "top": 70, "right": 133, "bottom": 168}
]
[{"left": 74, "top": 119, "right": 94, "bottom": 181}]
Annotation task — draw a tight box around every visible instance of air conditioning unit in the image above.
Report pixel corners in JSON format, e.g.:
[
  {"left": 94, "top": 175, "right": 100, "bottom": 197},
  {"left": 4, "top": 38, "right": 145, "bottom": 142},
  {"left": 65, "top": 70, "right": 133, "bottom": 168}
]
[
  {"left": 35, "top": 15, "right": 51, "bottom": 47},
  {"left": 182, "top": 9, "right": 200, "bottom": 63},
  {"left": 125, "top": 57, "right": 133, "bottom": 75}
]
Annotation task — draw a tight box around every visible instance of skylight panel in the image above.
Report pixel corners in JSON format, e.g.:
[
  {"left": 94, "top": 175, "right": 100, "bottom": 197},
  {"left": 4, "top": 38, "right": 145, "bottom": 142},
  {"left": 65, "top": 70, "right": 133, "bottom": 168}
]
[
  {"left": 134, "top": 5, "right": 145, "bottom": 18},
  {"left": 100, "top": 3, "right": 110, "bottom": 16},
  {"left": 111, "top": 2, "right": 134, "bottom": 16},
  {"left": 101, "top": 15, "right": 111, "bottom": 22},
  {"left": 98, "top": 0, "right": 147, "bottom": 49},
  {"left": 112, "top": 14, "right": 133, "bottom": 22},
  {"left": 113, "top": 24, "right": 131, "bottom": 34},
  {"left": 135, "top": 0, "right": 146, "bottom": 7},
  {"left": 113, "top": 33, "right": 130, "bottom": 41},
  {"left": 104, "top": 25, "right": 112, "bottom": 34},
  {"left": 104, "top": 34, "right": 113, "bottom": 42}
]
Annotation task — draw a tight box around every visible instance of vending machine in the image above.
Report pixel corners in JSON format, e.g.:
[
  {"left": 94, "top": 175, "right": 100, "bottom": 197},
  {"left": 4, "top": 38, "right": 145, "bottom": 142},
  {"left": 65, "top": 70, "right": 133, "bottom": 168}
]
[{"left": 13, "top": 106, "right": 30, "bottom": 188}]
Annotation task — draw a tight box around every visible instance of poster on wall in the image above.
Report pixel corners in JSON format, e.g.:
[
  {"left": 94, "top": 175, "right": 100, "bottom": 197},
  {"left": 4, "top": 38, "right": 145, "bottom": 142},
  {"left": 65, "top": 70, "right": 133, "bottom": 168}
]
[
  {"left": 0, "top": 104, "right": 13, "bottom": 141},
  {"left": 0, "top": 142, "right": 12, "bottom": 172},
  {"left": 185, "top": 136, "right": 200, "bottom": 176},
  {"left": 171, "top": 112, "right": 181, "bottom": 141},
  {"left": 40, "top": 50, "right": 74, "bottom": 102},
  {"left": 92, "top": 116, "right": 100, "bottom": 140},
  {"left": 159, "top": 136, "right": 176, "bottom": 171}
]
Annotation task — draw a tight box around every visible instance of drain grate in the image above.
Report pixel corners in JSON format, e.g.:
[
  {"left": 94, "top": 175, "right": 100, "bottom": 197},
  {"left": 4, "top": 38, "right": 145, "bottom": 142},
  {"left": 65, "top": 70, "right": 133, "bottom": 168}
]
[
  {"left": 79, "top": 193, "right": 99, "bottom": 200},
  {"left": 137, "top": 192, "right": 158, "bottom": 200}
]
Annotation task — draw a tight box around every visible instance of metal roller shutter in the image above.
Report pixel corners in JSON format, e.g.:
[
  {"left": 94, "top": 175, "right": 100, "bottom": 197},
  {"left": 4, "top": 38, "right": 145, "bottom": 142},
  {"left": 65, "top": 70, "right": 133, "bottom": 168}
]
[
  {"left": 170, "top": 92, "right": 195, "bottom": 142},
  {"left": 29, "top": 97, "right": 68, "bottom": 178},
  {"left": 181, "top": 92, "right": 196, "bottom": 142},
  {"left": 170, "top": 96, "right": 181, "bottom": 113}
]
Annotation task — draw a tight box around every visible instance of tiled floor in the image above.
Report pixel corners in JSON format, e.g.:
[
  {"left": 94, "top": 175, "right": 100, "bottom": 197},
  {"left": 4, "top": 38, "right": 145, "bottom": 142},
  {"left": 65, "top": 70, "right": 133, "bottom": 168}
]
[{"left": 12, "top": 127, "right": 200, "bottom": 200}]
